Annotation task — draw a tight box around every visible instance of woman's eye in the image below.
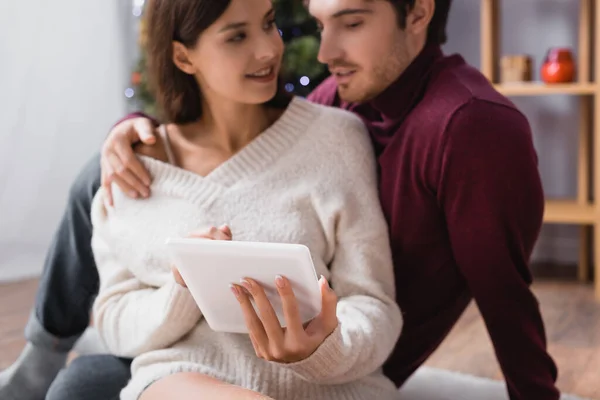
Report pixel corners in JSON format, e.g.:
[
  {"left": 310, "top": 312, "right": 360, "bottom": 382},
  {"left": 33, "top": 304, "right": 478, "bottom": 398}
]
[{"left": 229, "top": 33, "right": 246, "bottom": 43}]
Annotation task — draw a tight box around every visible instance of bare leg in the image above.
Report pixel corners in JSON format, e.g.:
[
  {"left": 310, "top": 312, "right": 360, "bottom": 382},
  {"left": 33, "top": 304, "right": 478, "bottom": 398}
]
[{"left": 140, "top": 372, "right": 275, "bottom": 400}]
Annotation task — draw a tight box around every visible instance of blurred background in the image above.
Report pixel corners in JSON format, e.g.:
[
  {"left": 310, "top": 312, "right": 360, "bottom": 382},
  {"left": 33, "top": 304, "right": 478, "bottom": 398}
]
[
  {"left": 0, "top": 0, "right": 586, "bottom": 282},
  {"left": 1, "top": 1, "right": 599, "bottom": 398}
]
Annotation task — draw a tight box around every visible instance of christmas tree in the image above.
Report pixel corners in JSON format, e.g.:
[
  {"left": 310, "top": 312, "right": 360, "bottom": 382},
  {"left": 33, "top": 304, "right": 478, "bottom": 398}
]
[{"left": 128, "top": 0, "right": 328, "bottom": 116}]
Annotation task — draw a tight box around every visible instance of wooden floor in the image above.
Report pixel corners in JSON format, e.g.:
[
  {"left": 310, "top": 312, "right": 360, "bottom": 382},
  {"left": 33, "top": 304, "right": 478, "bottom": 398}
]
[{"left": 1, "top": 275, "right": 599, "bottom": 399}]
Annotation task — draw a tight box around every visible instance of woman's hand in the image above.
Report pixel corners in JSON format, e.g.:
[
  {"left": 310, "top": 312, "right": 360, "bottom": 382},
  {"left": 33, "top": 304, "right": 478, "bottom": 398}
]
[
  {"left": 172, "top": 225, "right": 232, "bottom": 287},
  {"left": 231, "top": 275, "right": 339, "bottom": 363}
]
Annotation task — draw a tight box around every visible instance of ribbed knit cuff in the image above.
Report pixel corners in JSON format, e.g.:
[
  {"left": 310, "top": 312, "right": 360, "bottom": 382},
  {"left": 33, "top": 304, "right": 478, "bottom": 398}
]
[
  {"left": 281, "top": 324, "right": 345, "bottom": 383},
  {"left": 163, "top": 280, "right": 202, "bottom": 325}
]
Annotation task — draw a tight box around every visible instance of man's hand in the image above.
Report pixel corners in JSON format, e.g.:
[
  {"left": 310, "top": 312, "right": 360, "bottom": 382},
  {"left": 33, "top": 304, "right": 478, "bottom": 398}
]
[
  {"left": 232, "top": 275, "right": 338, "bottom": 363},
  {"left": 172, "top": 225, "right": 232, "bottom": 287},
  {"left": 101, "top": 117, "right": 157, "bottom": 206}
]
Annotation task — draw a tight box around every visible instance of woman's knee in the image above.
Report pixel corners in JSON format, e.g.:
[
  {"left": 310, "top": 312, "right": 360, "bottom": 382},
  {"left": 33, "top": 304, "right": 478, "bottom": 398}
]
[{"left": 140, "top": 372, "right": 274, "bottom": 400}]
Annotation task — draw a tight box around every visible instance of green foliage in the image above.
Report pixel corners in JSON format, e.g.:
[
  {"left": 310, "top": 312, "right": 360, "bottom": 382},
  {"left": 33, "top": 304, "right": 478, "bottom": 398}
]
[{"left": 130, "top": 52, "right": 156, "bottom": 117}]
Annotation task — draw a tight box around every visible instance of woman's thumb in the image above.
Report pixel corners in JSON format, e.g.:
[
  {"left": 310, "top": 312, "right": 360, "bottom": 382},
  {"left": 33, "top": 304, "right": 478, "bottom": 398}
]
[{"left": 219, "top": 224, "right": 232, "bottom": 238}]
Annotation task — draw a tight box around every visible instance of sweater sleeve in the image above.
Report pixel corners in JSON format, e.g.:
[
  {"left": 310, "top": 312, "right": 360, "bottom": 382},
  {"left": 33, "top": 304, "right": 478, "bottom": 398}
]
[
  {"left": 438, "top": 99, "right": 559, "bottom": 400},
  {"left": 282, "top": 114, "right": 403, "bottom": 384},
  {"left": 90, "top": 189, "right": 202, "bottom": 358}
]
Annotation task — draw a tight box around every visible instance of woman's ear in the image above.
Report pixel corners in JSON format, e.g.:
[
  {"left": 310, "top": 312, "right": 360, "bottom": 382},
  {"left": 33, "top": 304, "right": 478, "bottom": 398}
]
[{"left": 172, "top": 41, "right": 196, "bottom": 75}]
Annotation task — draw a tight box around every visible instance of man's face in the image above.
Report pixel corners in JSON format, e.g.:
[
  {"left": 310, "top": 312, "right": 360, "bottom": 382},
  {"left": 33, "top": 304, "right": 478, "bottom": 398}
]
[{"left": 309, "top": 0, "right": 412, "bottom": 103}]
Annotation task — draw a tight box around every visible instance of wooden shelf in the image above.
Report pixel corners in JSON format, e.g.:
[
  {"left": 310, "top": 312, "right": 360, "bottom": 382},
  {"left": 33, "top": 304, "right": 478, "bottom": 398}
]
[
  {"left": 480, "top": 0, "right": 600, "bottom": 295},
  {"left": 494, "top": 82, "right": 598, "bottom": 96},
  {"left": 480, "top": 0, "right": 600, "bottom": 296},
  {"left": 544, "top": 200, "right": 596, "bottom": 224}
]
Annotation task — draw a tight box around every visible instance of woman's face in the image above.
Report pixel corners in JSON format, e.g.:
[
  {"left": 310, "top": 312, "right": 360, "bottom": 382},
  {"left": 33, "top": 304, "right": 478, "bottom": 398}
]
[{"left": 174, "top": 0, "right": 284, "bottom": 106}]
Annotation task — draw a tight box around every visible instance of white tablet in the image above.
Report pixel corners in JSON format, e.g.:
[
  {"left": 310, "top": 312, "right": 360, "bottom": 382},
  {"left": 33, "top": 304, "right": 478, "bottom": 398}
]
[{"left": 165, "top": 238, "right": 322, "bottom": 333}]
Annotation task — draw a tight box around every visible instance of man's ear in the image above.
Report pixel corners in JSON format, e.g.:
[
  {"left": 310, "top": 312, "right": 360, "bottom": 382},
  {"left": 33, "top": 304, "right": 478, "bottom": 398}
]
[
  {"left": 172, "top": 41, "right": 196, "bottom": 75},
  {"left": 405, "top": 0, "right": 434, "bottom": 37}
]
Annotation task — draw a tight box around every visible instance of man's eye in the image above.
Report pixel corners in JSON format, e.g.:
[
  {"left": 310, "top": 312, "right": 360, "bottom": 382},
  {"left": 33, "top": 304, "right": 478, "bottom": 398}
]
[{"left": 346, "top": 21, "right": 363, "bottom": 29}]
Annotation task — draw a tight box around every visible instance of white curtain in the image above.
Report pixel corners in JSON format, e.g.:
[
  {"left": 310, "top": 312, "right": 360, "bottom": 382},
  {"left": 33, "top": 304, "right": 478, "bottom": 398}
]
[{"left": 0, "top": 0, "right": 135, "bottom": 281}]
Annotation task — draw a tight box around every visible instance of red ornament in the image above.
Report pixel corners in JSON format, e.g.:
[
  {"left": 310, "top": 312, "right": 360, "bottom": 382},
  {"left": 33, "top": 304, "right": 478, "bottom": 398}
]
[
  {"left": 131, "top": 71, "right": 142, "bottom": 86},
  {"left": 540, "top": 48, "right": 575, "bottom": 84}
]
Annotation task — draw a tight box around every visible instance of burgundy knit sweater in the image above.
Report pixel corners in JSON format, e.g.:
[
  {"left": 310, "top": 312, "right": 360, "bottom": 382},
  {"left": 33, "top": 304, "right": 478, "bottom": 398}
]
[{"left": 307, "top": 44, "right": 559, "bottom": 399}]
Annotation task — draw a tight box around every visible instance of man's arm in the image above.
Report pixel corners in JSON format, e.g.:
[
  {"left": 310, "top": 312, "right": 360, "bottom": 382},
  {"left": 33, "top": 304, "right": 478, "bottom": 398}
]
[
  {"left": 438, "top": 99, "right": 559, "bottom": 400},
  {"left": 112, "top": 111, "right": 159, "bottom": 130},
  {"left": 104, "top": 78, "right": 339, "bottom": 202}
]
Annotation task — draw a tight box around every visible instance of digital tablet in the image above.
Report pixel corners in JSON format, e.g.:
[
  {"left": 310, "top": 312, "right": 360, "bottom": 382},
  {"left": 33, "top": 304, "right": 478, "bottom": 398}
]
[{"left": 164, "top": 238, "right": 322, "bottom": 333}]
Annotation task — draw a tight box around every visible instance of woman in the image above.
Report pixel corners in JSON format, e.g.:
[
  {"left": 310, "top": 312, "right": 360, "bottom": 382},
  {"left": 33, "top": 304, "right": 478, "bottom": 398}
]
[{"left": 82, "top": 0, "right": 402, "bottom": 398}]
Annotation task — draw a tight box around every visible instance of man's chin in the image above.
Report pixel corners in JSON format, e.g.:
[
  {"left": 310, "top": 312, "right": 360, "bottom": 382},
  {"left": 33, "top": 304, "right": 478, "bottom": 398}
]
[{"left": 337, "top": 87, "right": 371, "bottom": 104}]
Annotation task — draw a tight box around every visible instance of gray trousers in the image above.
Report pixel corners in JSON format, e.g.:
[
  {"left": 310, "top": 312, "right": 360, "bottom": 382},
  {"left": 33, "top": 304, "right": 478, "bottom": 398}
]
[
  {"left": 46, "top": 355, "right": 132, "bottom": 400},
  {"left": 24, "top": 153, "right": 132, "bottom": 399}
]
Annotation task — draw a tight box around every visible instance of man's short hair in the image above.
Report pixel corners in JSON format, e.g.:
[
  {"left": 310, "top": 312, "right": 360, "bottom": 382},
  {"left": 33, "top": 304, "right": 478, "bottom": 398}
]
[
  {"left": 302, "top": 0, "right": 452, "bottom": 45},
  {"left": 391, "top": 0, "right": 451, "bottom": 45}
]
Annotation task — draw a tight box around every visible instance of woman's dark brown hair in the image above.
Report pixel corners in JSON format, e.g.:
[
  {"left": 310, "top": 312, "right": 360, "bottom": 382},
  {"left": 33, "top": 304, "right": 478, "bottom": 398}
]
[{"left": 145, "top": 0, "right": 290, "bottom": 124}]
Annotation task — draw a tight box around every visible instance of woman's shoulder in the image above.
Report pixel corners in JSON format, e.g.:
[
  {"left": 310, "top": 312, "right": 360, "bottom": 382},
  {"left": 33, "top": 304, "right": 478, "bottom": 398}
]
[
  {"left": 294, "top": 98, "right": 372, "bottom": 153},
  {"left": 296, "top": 96, "right": 366, "bottom": 128}
]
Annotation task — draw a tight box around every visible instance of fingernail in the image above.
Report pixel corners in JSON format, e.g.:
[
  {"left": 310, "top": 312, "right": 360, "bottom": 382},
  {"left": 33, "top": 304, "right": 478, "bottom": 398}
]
[
  {"left": 275, "top": 275, "right": 286, "bottom": 288},
  {"left": 229, "top": 284, "right": 239, "bottom": 298},
  {"left": 320, "top": 275, "right": 330, "bottom": 289},
  {"left": 130, "top": 191, "right": 138, "bottom": 198},
  {"left": 240, "top": 279, "right": 252, "bottom": 292},
  {"left": 220, "top": 224, "right": 231, "bottom": 236}
]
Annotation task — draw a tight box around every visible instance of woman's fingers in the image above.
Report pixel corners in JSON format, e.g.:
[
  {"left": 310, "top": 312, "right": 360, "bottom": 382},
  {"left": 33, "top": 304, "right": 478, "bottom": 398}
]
[
  {"left": 187, "top": 225, "right": 232, "bottom": 240},
  {"left": 232, "top": 284, "right": 269, "bottom": 354},
  {"left": 274, "top": 275, "right": 304, "bottom": 336},
  {"left": 218, "top": 224, "right": 232, "bottom": 238},
  {"left": 240, "top": 279, "right": 284, "bottom": 347},
  {"left": 231, "top": 278, "right": 333, "bottom": 363},
  {"left": 248, "top": 331, "right": 263, "bottom": 358}
]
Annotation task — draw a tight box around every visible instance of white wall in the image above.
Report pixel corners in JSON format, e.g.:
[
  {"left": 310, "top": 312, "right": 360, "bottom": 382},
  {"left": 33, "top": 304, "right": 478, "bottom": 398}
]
[
  {"left": 0, "top": 0, "right": 135, "bottom": 281},
  {"left": 443, "top": 0, "right": 581, "bottom": 264},
  {"left": 0, "top": 0, "right": 582, "bottom": 282}
]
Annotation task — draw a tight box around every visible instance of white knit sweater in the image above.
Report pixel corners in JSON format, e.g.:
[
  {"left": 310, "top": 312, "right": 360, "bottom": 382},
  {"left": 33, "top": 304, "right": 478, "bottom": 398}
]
[{"left": 91, "top": 97, "right": 403, "bottom": 400}]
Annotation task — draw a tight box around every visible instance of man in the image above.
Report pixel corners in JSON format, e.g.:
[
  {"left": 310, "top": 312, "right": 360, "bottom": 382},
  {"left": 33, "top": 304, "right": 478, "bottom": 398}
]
[{"left": 0, "top": 0, "right": 560, "bottom": 399}]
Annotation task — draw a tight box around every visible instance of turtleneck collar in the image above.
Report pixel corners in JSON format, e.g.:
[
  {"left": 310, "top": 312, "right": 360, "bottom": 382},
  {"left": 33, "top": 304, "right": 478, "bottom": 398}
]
[{"left": 370, "top": 43, "right": 444, "bottom": 120}]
